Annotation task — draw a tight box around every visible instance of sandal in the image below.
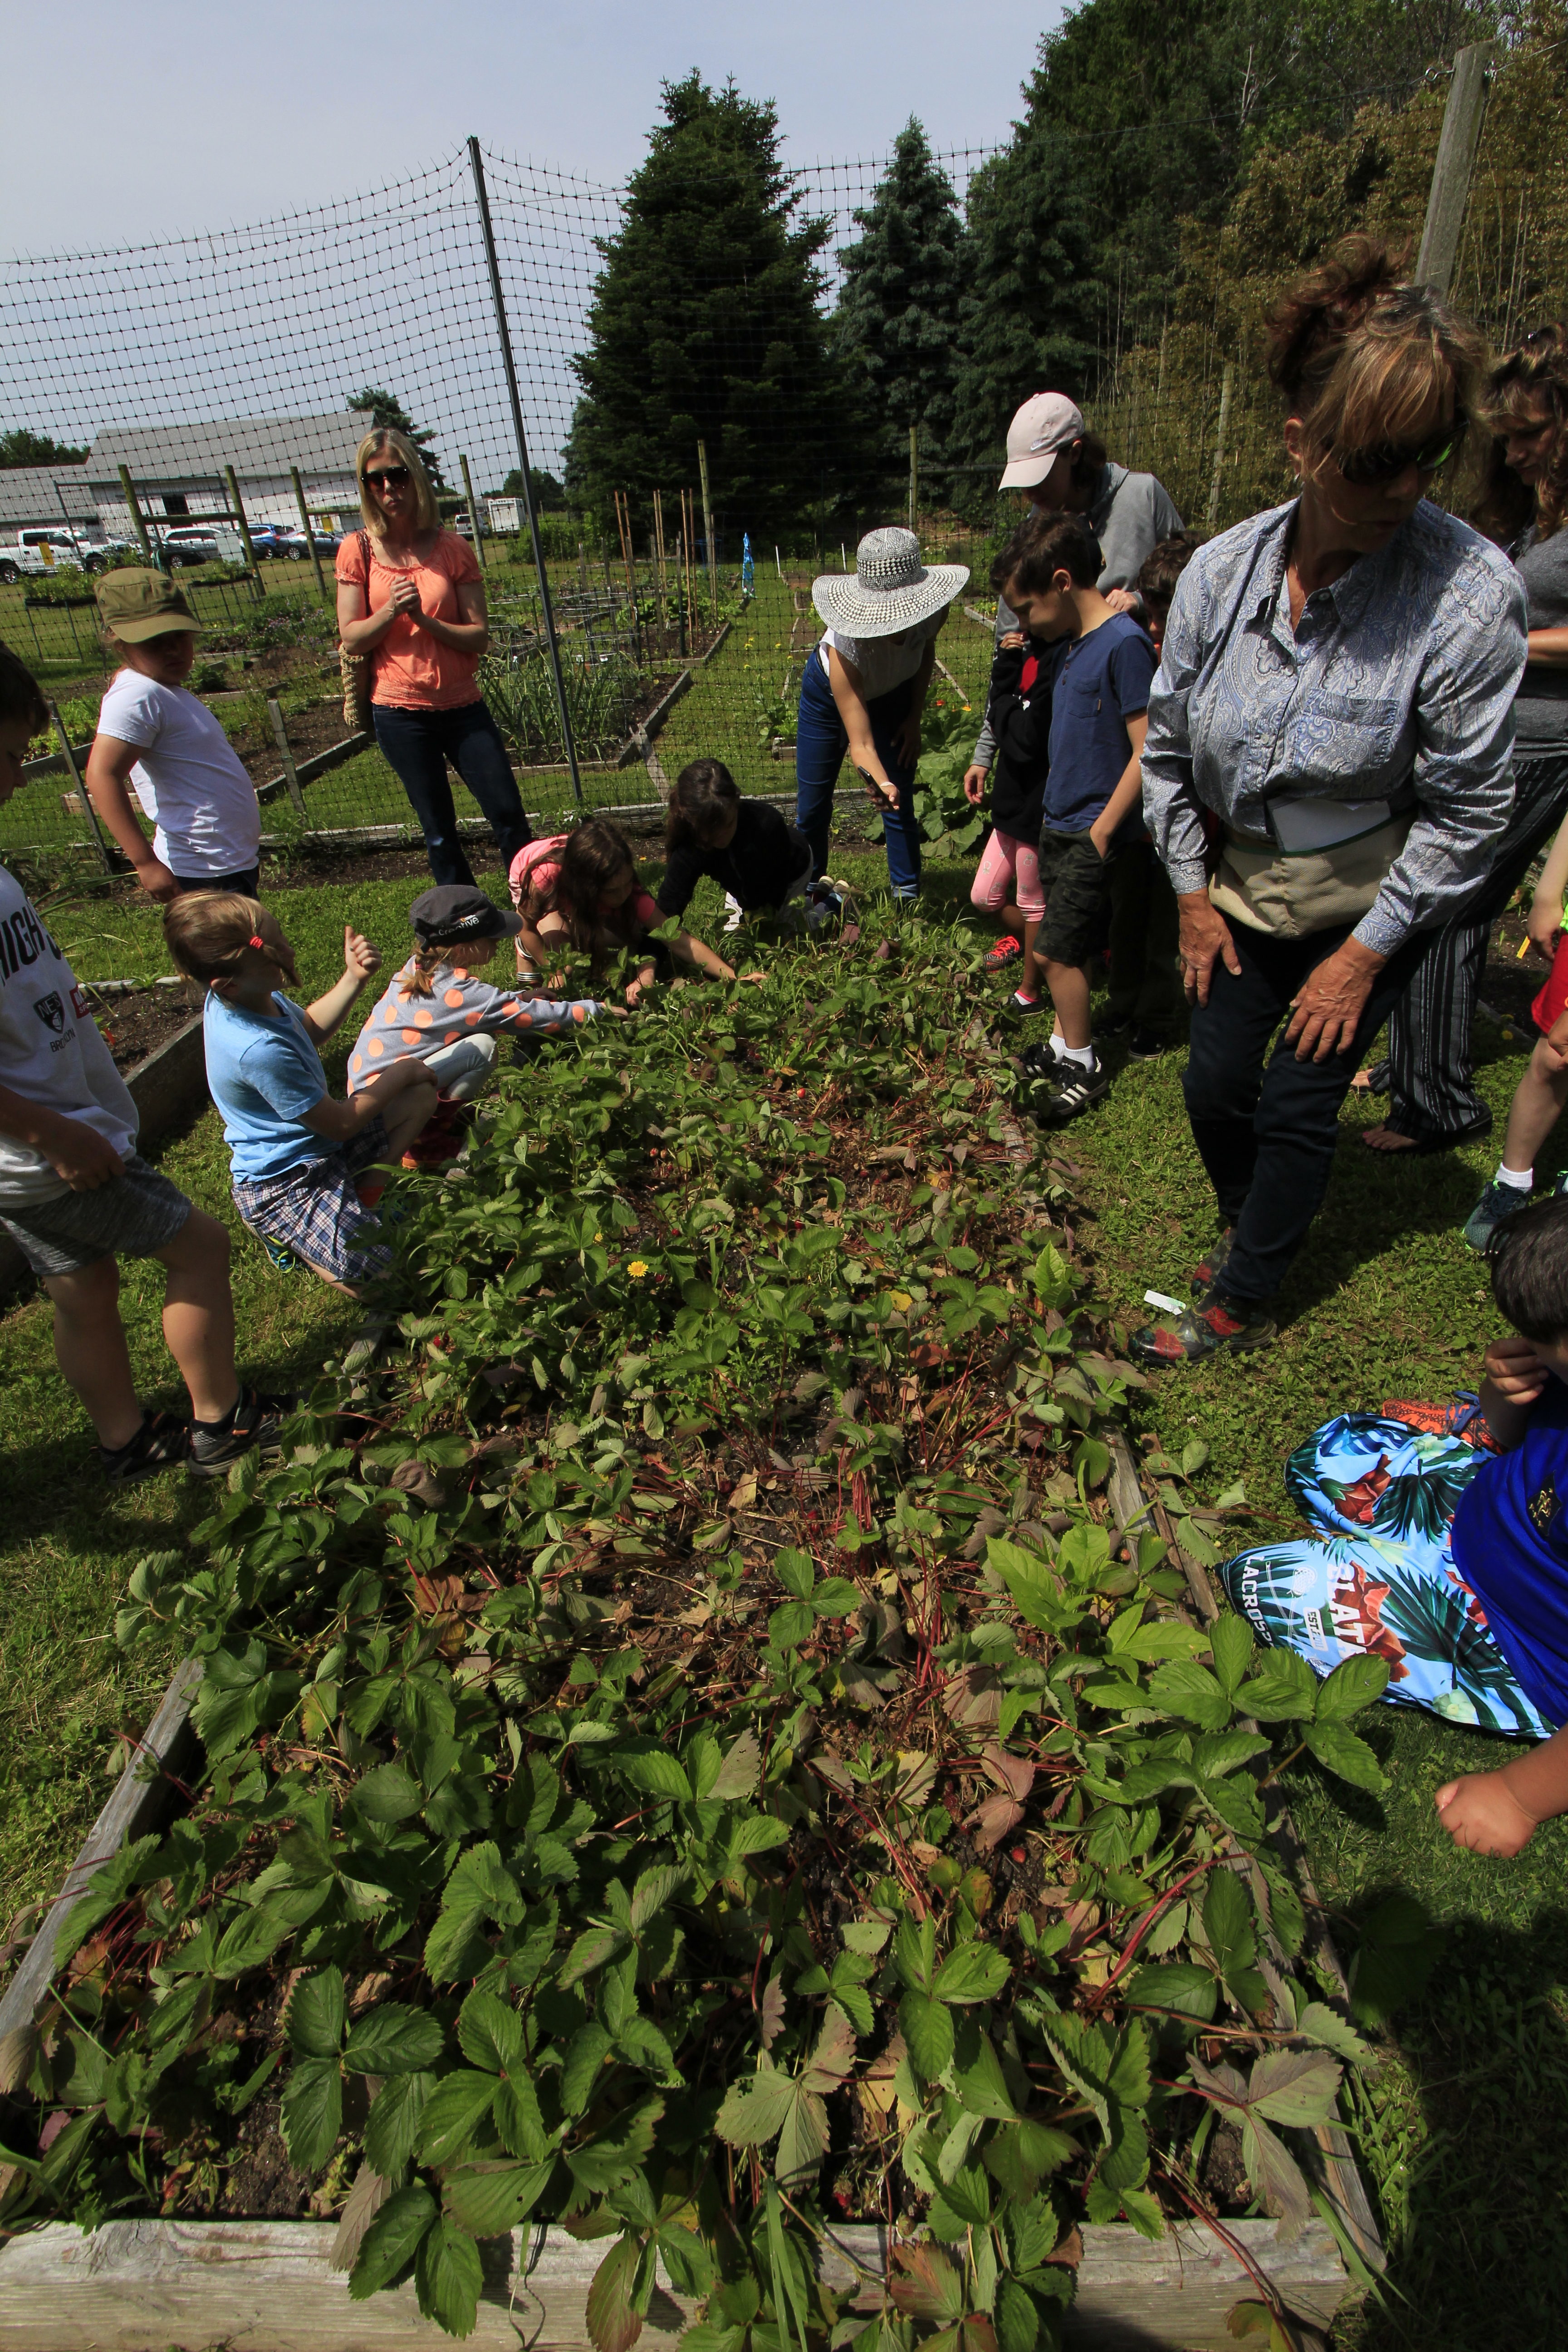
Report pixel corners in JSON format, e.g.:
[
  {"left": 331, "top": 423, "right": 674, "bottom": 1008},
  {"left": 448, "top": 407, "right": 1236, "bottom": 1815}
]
[
  {"left": 985, "top": 935, "right": 1023, "bottom": 972},
  {"left": 99, "top": 1407, "right": 190, "bottom": 1485}
]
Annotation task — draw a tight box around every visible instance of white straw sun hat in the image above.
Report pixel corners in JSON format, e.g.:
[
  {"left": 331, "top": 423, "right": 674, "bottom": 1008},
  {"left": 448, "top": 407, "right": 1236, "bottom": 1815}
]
[{"left": 811, "top": 527, "right": 969, "bottom": 639}]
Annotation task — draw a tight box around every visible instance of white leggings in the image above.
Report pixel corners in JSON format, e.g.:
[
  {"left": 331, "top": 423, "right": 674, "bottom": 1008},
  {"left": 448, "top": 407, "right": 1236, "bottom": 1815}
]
[{"left": 422, "top": 1034, "right": 498, "bottom": 1102}]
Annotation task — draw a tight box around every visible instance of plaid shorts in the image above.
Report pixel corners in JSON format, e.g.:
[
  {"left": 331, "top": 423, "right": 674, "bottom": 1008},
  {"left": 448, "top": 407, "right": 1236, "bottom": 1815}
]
[
  {"left": 231, "top": 1120, "right": 392, "bottom": 1291},
  {"left": 0, "top": 1153, "right": 192, "bottom": 1279}
]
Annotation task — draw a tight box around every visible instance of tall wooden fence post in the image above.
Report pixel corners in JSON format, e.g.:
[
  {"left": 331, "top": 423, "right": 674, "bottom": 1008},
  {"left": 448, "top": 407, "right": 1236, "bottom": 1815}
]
[
  {"left": 908, "top": 424, "right": 918, "bottom": 533},
  {"left": 697, "top": 440, "right": 718, "bottom": 619},
  {"left": 289, "top": 468, "right": 328, "bottom": 604},
  {"left": 458, "top": 453, "right": 487, "bottom": 571},
  {"left": 223, "top": 465, "right": 265, "bottom": 603},
  {"left": 117, "top": 466, "right": 157, "bottom": 569},
  {"left": 1417, "top": 42, "right": 1497, "bottom": 297},
  {"left": 1205, "top": 364, "right": 1235, "bottom": 533}
]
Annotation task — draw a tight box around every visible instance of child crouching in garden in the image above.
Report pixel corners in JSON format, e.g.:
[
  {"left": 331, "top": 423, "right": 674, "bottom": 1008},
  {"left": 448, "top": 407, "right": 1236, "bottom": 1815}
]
[
  {"left": 166, "top": 895, "right": 436, "bottom": 1294},
  {"left": 348, "top": 885, "right": 615, "bottom": 1164},
  {"left": 509, "top": 816, "right": 738, "bottom": 1006},
  {"left": 656, "top": 760, "right": 838, "bottom": 936},
  {"left": 1221, "top": 1196, "right": 1568, "bottom": 1859}
]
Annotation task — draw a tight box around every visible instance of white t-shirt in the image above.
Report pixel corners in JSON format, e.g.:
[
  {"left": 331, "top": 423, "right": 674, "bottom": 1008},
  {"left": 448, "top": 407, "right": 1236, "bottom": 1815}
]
[
  {"left": 0, "top": 864, "right": 138, "bottom": 1204},
  {"left": 96, "top": 670, "right": 262, "bottom": 878},
  {"left": 817, "top": 609, "right": 945, "bottom": 704}
]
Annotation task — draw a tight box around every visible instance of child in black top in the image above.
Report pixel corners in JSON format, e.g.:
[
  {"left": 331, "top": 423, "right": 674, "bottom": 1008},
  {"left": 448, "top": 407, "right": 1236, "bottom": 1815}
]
[
  {"left": 964, "top": 636, "right": 1056, "bottom": 989},
  {"left": 656, "top": 761, "right": 838, "bottom": 936}
]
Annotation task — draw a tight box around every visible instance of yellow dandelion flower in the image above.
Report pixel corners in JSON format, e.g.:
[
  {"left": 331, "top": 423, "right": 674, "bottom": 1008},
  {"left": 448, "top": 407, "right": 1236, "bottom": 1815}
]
[{"left": 627, "top": 1259, "right": 650, "bottom": 1278}]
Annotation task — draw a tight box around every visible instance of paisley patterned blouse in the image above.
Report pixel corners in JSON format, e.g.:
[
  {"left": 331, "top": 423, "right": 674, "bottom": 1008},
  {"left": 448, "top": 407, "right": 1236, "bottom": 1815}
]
[{"left": 1141, "top": 497, "right": 1528, "bottom": 955}]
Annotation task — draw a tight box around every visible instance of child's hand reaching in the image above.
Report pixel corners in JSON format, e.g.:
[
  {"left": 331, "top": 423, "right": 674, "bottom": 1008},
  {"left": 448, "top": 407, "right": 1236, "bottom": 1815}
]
[
  {"left": 1528, "top": 891, "right": 1563, "bottom": 960},
  {"left": 963, "top": 764, "right": 988, "bottom": 808},
  {"left": 343, "top": 926, "right": 382, "bottom": 987},
  {"left": 1485, "top": 1331, "right": 1550, "bottom": 1408},
  {"left": 1436, "top": 1768, "right": 1544, "bottom": 1856}
]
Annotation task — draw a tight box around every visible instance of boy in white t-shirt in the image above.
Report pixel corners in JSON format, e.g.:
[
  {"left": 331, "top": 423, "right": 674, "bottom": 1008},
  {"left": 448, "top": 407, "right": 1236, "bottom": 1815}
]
[
  {"left": 85, "top": 571, "right": 262, "bottom": 902},
  {"left": 0, "top": 643, "right": 289, "bottom": 1479}
]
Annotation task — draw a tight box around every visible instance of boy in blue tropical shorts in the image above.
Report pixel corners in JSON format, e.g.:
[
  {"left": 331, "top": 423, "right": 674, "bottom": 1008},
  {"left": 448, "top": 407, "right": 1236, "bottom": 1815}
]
[
  {"left": 165, "top": 892, "right": 438, "bottom": 1295},
  {"left": 1222, "top": 1196, "right": 1568, "bottom": 1859}
]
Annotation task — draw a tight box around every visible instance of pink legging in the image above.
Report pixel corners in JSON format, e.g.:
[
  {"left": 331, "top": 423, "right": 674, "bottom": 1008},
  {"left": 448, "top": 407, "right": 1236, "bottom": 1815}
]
[{"left": 971, "top": 828, "right": 1044, "bottom": 922}]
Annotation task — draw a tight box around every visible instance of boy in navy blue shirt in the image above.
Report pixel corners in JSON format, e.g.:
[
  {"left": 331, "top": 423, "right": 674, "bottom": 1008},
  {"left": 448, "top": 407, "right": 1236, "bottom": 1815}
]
[{"left": 998, "top": 514, "right": 1157, "bottom": 1119}]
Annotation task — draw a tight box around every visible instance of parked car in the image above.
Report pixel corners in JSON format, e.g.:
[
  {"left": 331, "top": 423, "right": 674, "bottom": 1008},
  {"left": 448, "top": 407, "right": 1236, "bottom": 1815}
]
[
  {"left": 161, "top": 524, "right": 248, "bottom": 569},
  {"left": 270, "top": 524, "right": 340, "bottom": 561},
  {"left": 0, "top": 528, "right": 95, "bottom": 582}
]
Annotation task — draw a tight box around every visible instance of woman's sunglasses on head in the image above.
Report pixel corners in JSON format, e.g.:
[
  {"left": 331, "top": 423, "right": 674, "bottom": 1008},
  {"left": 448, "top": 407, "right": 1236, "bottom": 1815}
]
[
  {"left": 1332, "top": 418, "right": 1468, "bottom": 486},
  {"left": 365, "top": 465, "right": 411, "bottom": 490}
]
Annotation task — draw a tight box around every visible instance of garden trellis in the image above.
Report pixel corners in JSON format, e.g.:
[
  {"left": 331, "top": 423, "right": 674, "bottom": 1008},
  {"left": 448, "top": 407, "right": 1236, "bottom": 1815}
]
[{"left": 2, "top": 33, "right": 1567, "bottom": 867}]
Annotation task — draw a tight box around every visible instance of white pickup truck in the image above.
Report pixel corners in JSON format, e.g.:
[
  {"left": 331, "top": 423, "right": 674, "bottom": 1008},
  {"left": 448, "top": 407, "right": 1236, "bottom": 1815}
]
[{"left": 0, "top": 528, "right": 122, "bottom": 583}]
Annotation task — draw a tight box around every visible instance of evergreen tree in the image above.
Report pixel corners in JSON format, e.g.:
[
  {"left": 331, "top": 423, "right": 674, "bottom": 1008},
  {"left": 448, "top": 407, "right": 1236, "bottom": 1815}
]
[
  {"left": 0, "top": 429, "right": 86, "bottom": 467},
  {"left": 564, "top": 73, "right": 869, "bottom": 539},
  {"left": 832, "top": 120, "right": 964, "bottom": 483},
  {"left": 346, "top": 386, "right": 446, "bottom": 487},
  {"left": 943, "top": 124, "right": 1101, "bottom": 509}
]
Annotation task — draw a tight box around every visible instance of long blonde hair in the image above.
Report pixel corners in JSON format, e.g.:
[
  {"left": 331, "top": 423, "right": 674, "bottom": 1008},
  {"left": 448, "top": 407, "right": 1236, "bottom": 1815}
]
[{"left": 356, "top": 427, "right": 441, "bottom": 542}]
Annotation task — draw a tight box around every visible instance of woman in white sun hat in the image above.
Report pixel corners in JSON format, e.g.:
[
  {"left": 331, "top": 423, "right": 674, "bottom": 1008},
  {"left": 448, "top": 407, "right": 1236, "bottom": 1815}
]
[{"left": 795, "top": 526, "right": 969, "bottom": 902}]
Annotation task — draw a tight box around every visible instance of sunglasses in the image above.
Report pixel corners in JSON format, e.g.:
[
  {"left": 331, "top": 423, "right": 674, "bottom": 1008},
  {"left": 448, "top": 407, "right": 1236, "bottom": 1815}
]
[
  {"left": 1333, "top": 417, "right": 1467, "bottom": 486},
  {"left": 364, "top": 466, "right": 411, "bottom": 490}
]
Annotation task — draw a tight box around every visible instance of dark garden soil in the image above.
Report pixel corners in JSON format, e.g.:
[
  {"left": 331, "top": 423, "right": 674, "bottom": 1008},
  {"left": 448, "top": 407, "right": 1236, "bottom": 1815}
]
[{"left": 80, "top": 982, "right": 200, "bottom": 1074}]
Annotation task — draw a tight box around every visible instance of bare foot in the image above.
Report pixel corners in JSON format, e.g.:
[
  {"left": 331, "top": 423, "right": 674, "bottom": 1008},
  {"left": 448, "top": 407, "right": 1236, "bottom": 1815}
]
[
  {"left": 1360, "top": 1124, "right": 1420, "bottom": 1153},
  {"left": 1348, "top": 1067, "right": 1377, "bottom": 1094}
]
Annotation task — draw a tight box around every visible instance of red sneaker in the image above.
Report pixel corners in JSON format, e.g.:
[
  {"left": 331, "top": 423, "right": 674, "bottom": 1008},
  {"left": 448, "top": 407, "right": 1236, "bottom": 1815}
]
[{"left": 985, "top": 935, "right": 1023, "bottom": 972}]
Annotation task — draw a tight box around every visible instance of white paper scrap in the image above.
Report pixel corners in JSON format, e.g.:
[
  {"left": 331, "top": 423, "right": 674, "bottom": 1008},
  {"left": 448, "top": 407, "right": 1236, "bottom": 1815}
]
[{"left": 1143, "top": 1289, "right": 1184, "bottom": 1316}]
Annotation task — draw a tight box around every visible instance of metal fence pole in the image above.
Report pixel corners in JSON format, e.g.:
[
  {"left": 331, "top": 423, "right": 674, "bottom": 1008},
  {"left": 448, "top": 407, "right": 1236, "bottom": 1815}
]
[
  {"left": 224, "top": 464, "right": 265, "bottom": 603},
  {"left": 467, "top": 134, "right": 582, "bottom": 806},
  {"left": 289, "top": 468, "right": 329, "bottom": 604},
  {"left": 117, "top": 467, "right": 157, "bottom": 568},
  {"left": 1417, "top": 42, "right": 1497, "bottom": 297},
  {"left": 908, "top": 424, "right": 918, "bottom": 533},
  {"left": 48, "top": 699, "right": 114, "bottom": 873},
  {"left": 458, "top": 454, "right": 488, "bottom": 572}
]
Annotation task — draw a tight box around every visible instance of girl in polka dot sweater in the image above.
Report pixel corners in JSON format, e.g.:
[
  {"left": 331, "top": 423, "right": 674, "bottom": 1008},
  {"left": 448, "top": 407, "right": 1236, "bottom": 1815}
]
[{"left": 348, "top": 885, "right": 614, "bottom": 1164}]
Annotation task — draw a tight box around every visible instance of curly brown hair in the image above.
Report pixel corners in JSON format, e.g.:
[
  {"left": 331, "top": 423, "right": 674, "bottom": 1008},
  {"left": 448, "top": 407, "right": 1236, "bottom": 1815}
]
[
  {"left": 1266, "top": 235, "right": 1484, "bottom": 479},
  {"left": 1474, "top": 324, "right": 1568, "bottom": 548}
]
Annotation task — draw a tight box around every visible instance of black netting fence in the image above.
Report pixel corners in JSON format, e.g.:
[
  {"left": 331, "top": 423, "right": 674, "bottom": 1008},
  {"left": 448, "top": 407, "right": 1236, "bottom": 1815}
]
[{"left": 3, "top": 34, "right": 1567, "bottom": 873}]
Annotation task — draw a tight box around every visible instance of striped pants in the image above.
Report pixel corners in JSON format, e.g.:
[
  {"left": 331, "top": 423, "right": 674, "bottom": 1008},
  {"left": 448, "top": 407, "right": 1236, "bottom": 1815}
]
[{"left": 1374, "top": 750, "right": 1568, "bottom": 1140}]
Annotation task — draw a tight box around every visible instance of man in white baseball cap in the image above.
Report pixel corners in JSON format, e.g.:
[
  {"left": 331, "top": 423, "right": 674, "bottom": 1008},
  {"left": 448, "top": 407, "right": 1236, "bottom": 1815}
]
[{"left": 965, "top": 391, "right": 1184, "bottom": 793}]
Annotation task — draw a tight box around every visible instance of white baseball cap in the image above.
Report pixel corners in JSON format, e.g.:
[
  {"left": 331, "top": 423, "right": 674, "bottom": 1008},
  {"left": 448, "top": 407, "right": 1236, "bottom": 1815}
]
[{"left": 999, "top": 392, "right": 1085, "bottom": 490}]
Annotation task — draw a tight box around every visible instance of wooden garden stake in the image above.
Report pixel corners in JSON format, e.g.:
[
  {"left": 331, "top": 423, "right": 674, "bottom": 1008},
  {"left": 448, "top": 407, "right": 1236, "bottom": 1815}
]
[
  {"left": 49, "top": 699, "right": 114, "bottom": 872},
  {"left": 458, "top": 453, "right": 487, "bottom": 570},
  {"left": 1418, "top": 42, "right": 1496, "bottom": 295},
  {"left": 1205, "top": 363, "right": 1234, "bottom": 532},
  {"left": 267, "top": 699, "right": 310, "bottom": 823},
  {"left": 289, "top": 468, "right": 328, "bottom": 603},
  {"left": 223, "top": 464, "right": 265, "bottom": 602},
  {"left": 697, "top": 439, "right": 717, "bottom": 617}
]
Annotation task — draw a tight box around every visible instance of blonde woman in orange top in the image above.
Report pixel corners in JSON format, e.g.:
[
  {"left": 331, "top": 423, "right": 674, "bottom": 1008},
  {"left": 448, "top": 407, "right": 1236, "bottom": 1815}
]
[{"left": 336, "top": 427, "right": 531, "bottom": 887}]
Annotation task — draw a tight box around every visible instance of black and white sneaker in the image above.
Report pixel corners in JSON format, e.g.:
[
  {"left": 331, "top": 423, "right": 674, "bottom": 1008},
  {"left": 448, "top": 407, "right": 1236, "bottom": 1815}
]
[
  {"left": 1034, "top": 1056, "right": 1110, "bottom": 1122},
  {"left": 188, "top": 1386, "right": 297, "bottom": 1478},
  {"left": 1128, "top": 1027, "right": 1167, "bottom": 1060}
]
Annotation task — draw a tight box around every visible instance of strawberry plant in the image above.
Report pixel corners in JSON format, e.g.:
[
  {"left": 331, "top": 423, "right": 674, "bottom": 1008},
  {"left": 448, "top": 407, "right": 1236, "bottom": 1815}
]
[{"left": 0, "top": 911, "right": 1415, "bottom": 2346}]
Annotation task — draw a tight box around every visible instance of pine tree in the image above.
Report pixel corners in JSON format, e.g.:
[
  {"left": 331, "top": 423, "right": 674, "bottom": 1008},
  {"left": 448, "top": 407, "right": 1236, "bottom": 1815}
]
[
  {"left": 346, "top": 387, "right": 446, "bottom": 488},
  {"left": 942, "top": 124, "right": 1101, "bottom": 512},
  {"left": 564, "top": 73, "right": 870, "bottom": 541},
  {"left": 832, "top": 121, "right": 964, "bottom": 485},
  {"left": 0, "top": 429, "right": 86, "bottom": 467}
]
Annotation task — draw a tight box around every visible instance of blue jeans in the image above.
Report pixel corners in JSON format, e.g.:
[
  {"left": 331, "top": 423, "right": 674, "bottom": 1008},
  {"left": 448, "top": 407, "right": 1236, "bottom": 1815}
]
[
  {"left": 794, "top": 655, "right": 922, "bottom": 898},
  {"left": 372, "top": 700, "right": 531, "bottom": 888}
]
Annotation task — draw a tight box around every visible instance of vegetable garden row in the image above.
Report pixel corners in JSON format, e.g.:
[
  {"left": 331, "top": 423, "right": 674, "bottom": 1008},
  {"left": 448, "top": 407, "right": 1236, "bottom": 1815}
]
[{"left": 0, "top": 916, "right": 1407, "bottom": 2344}]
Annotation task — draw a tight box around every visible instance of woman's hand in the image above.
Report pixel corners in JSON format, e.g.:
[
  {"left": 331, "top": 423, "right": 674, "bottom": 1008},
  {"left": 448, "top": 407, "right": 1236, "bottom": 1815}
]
[
  {"left": 1103, "top": 588, "right": 1141, "bottom": 616},
  {"left": 854, "top": 762, "right": 899, "bottom": 812},
  {"left": 1284, "top": 937, "right": 1386, "bottom": 1062},
  {"left": 1485, "top": 1332, "right": 1550, "bottom": 1409},
  {"left": 1176, "top": 891, "right": 1241, "bottom": 1005},
  {"left": 389, "top": 578, "right": 422, "bottom": 619},
  {"left": 1436, "top": 1768, "right": 1543, "bottom": 1857},
  {"left": 962, "top": 764, "right": 989, "bottom": 808},
  {"left": 892, "top": 711, "right": 922, "bottom": 768}
]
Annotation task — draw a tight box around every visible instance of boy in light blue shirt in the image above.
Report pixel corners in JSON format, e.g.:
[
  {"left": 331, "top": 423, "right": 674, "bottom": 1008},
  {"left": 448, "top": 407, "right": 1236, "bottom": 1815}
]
[{"left": 166, "top": 894, "right": 437, "bottom": 1294}]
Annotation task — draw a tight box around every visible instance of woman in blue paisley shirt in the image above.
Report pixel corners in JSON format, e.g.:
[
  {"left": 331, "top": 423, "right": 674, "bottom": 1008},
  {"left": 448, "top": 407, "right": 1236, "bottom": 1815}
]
[{"left": 1134, "top": 241, "right": 1528, "bottom": 1367}]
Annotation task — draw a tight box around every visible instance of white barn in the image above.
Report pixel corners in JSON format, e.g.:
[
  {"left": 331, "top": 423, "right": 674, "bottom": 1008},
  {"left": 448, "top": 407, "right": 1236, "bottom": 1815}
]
[{"left": 85, "top": 415, "right": 366, "bottom": 536}]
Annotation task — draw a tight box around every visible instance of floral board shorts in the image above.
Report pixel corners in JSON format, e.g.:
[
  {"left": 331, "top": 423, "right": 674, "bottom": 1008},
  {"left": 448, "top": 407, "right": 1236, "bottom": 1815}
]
[
  {"left": 1220, "top": 1411, "right": 1553, "bottom": 1740},
  {"left": 0, "top": 1154, "right": 191, "bottom": 1279},
  {"left": 230, "top": 1120, "right": 392, "bottom": 1291}
]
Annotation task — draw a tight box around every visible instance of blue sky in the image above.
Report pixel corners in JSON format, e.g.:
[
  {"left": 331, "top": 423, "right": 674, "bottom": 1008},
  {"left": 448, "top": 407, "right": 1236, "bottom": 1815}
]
[{"left": 6, "top": 0, "right": 1063, "bottom": 255}]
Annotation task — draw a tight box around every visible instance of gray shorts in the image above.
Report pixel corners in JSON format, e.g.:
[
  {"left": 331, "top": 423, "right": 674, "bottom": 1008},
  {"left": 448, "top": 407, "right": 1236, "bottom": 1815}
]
[{"left": 0, "top": 1154, "right": 192, "bottom": 1279}]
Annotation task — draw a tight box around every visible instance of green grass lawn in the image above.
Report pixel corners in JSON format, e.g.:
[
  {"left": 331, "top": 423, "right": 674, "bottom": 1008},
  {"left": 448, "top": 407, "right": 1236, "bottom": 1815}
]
[{"left": 2, "top": 764, "right": 1563, "bottom": 2339}]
